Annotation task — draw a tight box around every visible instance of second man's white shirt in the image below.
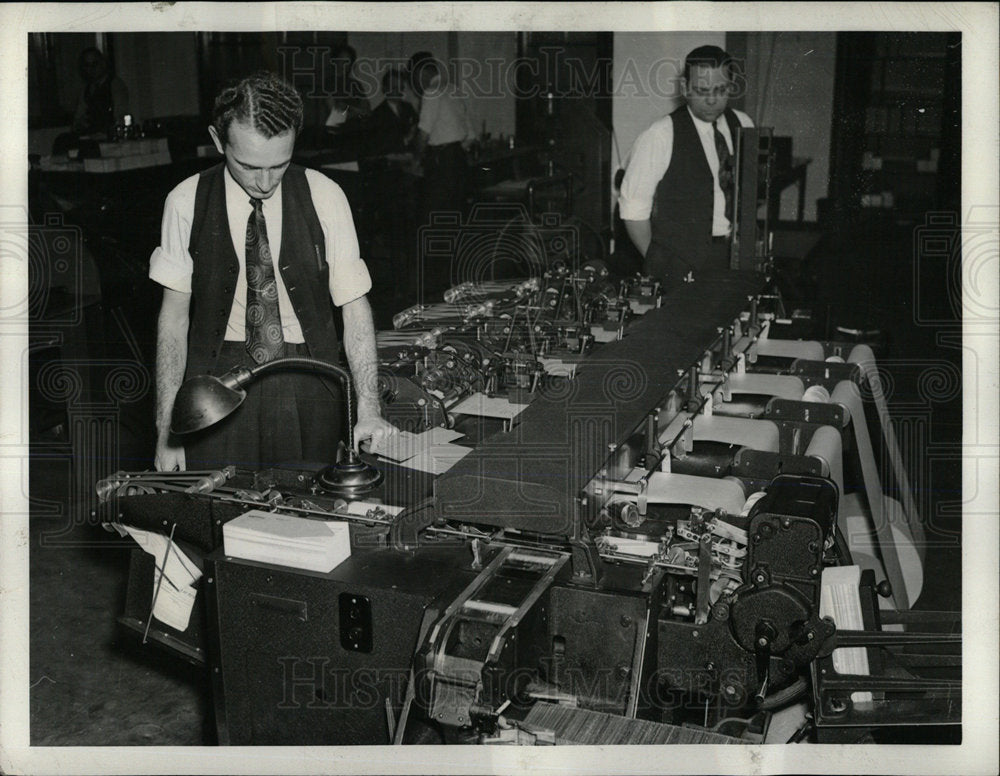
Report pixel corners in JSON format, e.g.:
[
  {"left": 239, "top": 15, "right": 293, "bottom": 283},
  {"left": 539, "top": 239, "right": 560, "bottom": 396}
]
[{"left": 618, "top": 106, "right": 754, "bottom": 237}]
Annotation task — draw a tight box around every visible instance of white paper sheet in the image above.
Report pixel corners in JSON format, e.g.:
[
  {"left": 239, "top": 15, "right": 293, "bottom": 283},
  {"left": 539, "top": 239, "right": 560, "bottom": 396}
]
[
  {"left": 398, "top": 444, "right": 473, "bottom": 475},
  {"left": 451, "top": 392, "right": 529, "bottom": 420},
  {"left": 150, "top": 572, "right": 199, "bottom": 631},
  {"left": 120, "top": 524, "right": 202, "bottom": 632},
  {"left": 368, "top": 427, "right": 467, "bottom": 461}
]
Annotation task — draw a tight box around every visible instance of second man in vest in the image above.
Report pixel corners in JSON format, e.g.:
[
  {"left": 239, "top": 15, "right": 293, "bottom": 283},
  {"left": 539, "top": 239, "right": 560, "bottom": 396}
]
[{"left": 619, "top": 45, "right": 753, "bottom": 287}]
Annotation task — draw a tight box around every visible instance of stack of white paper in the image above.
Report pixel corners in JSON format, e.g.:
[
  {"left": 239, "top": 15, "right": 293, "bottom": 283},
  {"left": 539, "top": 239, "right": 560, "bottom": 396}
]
[
  {"left": 368, "top": 427, "right": 473, "bottom": 475},
  {"left": 819, "top": 565, "right": 873, "bottom": 704},
  {"left": 223, "top": 510, "right": 351, "bottom": 574}
]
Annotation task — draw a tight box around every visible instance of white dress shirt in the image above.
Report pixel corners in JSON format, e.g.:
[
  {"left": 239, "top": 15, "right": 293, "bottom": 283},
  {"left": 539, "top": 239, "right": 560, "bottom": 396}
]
[
  {"left": 149, "top": 166, "right": 372, "bottom": 343},
  {"left": 618, "top": 106, "right": 754, "bottom": 236},
  {"left": 418, "top": 74, "right": 474, "bottom": 146}
]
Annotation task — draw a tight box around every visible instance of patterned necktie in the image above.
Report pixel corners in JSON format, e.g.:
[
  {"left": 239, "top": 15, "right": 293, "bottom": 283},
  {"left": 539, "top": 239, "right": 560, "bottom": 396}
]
[
  {"left": 245, "top": 197, "right": 284, "bottom": 364},
  {"left": 713, "top": 120, "right": 735, "bottom": 225}
]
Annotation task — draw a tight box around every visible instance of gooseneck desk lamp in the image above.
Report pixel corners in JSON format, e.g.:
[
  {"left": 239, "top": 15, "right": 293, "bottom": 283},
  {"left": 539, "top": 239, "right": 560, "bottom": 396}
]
[{"left": 170, "top": 357, "right": 384, "bottom": 497}]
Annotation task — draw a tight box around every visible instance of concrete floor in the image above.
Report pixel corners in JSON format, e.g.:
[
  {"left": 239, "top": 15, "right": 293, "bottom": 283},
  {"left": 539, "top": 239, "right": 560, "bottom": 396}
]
[{"left": 24, "top": 220, "right": 964, "bottom": 746}]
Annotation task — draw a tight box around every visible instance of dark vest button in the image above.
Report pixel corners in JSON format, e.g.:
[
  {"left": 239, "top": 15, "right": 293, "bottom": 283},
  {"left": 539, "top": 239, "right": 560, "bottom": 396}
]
[
  {"left": 223, "top": 286, "right": 231, "bottom": 294},
  {"left": 228, "top": 266, "right": 237, "bottom": 274},
  {"left": 210, "top": 350, "right": 217, "bottom": 358}
]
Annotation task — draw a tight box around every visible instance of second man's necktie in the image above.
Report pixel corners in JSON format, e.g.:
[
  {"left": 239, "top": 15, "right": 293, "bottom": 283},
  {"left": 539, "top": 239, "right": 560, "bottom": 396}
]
[
  {"left": 713, "top": 120, "right": 735, "bottom": 225},
  {"left": 245, "top": 197, "right": 284, "bottom": 364}
]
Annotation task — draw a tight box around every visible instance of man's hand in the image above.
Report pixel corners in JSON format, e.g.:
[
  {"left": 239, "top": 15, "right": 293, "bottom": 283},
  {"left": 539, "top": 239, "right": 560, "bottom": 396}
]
[
  {"left": 353, "top": 413, "right": 399, "bottom": 453},
  {"left": 155, "top": 437, "right": 186, "bottom": 471},
  {"left": 341, "top": 295, "right": 399, "bottom": 452}
]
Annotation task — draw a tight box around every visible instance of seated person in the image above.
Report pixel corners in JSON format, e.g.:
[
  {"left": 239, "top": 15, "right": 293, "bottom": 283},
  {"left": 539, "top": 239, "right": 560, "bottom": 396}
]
[
  {"left": 368, "top": 66, "right": 419, "bottom": 154},
  {"left": 73, "top": 46, "right": 130, "bottom": 136},
  {"left": 53, "top": 46, "right": 131, "bottom": 154},
  {"left": 324, "top": 44, "right": 371, "bottom": 129}
]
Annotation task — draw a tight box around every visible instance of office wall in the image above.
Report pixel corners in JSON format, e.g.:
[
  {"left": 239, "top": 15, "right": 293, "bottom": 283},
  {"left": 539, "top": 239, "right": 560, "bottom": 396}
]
[
  {"left": 612, "top": 32, "right": 726, "bottom": 175},
  {"left": 740, "top": 32, "right": 835, "bottom": 222},
  {"left": 454, "top": 32, "right": 518, "bottom": 139},
  {"left": 113, "top": 32, "right": 200, "bottom": 121}
]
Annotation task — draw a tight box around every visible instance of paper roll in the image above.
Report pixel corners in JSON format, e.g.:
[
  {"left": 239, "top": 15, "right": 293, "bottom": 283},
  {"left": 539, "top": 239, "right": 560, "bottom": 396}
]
[
  {"left": 831, "top": 379, "right": 920, "bottom": 608},
  {"left": 644, "top": 472, "right": 747, "bottom": 516},
  {"left": 801, "top": 384, "right": 832, "bottom": 404},
  {"left": 804, "top": 424, "right": 844, "bottom": 497},
  {"left": 847, "top": 344, "right": 926, "bottom": 557},
  {"left": 691, "top": 415, "right": 780, "bottom": 452},
  {"left": 724, "top": 373, "right": 806, "bottom": 400},
  {"left": 841, "top": 495, "right": 924, "bottom": 609},
  {"left": 755, "top": 338, "right": 825, "bottom": 361}
]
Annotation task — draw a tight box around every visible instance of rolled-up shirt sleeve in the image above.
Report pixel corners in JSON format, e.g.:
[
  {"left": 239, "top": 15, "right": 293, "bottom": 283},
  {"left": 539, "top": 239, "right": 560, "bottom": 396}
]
[
  {"left": 617, "top": 118, "right": 673, "bottom": 222},
  {"left": 305, "top": 169, "right": 372, "bottom": 306},
  {"left": 148, "top": 175, "right": 198, "bottom": 294}
]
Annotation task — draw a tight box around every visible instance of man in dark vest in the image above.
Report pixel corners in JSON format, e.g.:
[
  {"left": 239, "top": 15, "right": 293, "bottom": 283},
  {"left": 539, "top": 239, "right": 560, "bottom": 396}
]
[
  {"left": 619, "top": 45, "right": 753, "bottom": 288},
  {"left": 151, "top": 71, "right": 396, "bottom": 471}
]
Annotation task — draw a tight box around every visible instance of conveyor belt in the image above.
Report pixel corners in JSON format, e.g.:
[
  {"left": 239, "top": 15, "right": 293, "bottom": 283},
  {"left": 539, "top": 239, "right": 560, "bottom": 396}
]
[
  {"left": 521, "top": 702, "right": 748, "bottom": 745},
  {"left": 433, "top": 274, "right": 762, "bottom": 534}
]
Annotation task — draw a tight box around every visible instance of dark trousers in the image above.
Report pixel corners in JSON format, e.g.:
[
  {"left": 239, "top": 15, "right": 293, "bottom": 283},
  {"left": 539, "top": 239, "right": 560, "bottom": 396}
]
[
  {"left": 646, "top": 237, "right": 731, "bottom": 290},
  {"left": 184, "top": 341, "right": 344, "bottom": 471}
]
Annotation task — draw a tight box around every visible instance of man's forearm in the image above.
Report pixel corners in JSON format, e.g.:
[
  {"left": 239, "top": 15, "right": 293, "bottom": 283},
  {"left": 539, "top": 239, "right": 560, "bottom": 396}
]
[
  {"left": 341, "top": 296, "right": 382, "bottom": 419},
  {"left": 155, "top": 314, "right": 188, "bottom": 442},
  {"left": 623, "top": 219, "right": 652, "bottom": 257}
]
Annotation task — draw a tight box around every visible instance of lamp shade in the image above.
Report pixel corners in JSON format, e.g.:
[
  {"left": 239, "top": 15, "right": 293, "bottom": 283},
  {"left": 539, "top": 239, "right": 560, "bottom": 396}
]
[
  {"left": 168, "top": 357, "right": 385, "bottom": 500},
  {"left": 171, "top": 375, "right": 247, "bottom": 435}
]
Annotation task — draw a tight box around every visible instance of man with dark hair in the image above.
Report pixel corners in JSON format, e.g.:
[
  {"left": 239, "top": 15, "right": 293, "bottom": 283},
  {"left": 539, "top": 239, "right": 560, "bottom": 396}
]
[
  {"left": 151, "top": 71, "right": 395, "bottom": 472},
  {"left": 619, "top": 44, "right": 753, "bottom": 287},
  {"left": 324, "top": 43, "right": 370, "bottom": 126},
  {"left": 369, "top": 66, "right": 419, "bottom": 152}
]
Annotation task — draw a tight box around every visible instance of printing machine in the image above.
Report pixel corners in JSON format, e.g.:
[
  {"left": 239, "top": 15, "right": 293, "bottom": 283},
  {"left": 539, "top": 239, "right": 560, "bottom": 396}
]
[{"left": 96, "top": 265, "right": 960, "bottom": 746}]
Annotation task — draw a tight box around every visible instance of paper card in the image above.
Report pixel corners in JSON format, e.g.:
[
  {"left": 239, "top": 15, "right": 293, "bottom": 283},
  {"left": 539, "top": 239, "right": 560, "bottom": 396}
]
[
  {"left": 399, "top": 444, "right": 473, "bottom": 475},
  {"left": 368, "top": 427, "right": 466, "bottom": 460},
  {"left": 107, "top": 522, "right": 129, "bottom": 538},
  {"left": 122, "top": 525, "right": 201, "bottom": 586},
  {"left": 368, "top": 430, "right": 424, "bottom": 461},
  {"left": 602, "top": 536, "right": 660, "bottom": 557},
  {"left": 451, "top": 392, "right": 529, "bottom": 420},
  {"left": 396, "top": 451, "right": 441, "bottom": 474},
  {"left": 427, "top": 427, "right": 465, "bottom": 444},
  {"left": 150, "top": 572, "right": 199, "bottom": 632}
]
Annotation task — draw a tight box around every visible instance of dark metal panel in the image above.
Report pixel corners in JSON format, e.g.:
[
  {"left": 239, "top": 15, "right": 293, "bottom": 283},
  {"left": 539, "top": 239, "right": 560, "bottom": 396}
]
[{"left": 433, "top": 274, "right": 762, "bottom": 533}]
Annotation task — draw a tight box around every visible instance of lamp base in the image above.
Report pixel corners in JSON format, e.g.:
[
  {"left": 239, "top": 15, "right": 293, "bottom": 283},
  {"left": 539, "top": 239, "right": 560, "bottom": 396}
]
[{"left": 315, "top": 449, "right": 384, "bottom": 498}]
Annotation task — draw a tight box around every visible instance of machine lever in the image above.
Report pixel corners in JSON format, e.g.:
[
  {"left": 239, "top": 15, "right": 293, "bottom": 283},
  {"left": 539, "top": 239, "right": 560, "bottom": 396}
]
[{"left": 753, "top": 620, "right": 778, "bottom": 705}]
